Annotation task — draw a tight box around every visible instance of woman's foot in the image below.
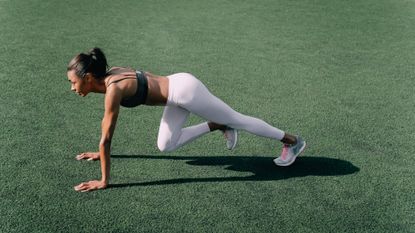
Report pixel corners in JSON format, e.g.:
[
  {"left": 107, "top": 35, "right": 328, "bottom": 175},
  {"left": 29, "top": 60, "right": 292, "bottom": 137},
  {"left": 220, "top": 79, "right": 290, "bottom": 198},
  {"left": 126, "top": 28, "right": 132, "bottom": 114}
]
[
  {"left": 208, "top": 122, "right": 238, "bottom": 150},
  {"left": 273, "top": 136, "right": 306, "bottom": 166},
  {"left": 223, "top": 127, "right": 238, "bottom": 150}
]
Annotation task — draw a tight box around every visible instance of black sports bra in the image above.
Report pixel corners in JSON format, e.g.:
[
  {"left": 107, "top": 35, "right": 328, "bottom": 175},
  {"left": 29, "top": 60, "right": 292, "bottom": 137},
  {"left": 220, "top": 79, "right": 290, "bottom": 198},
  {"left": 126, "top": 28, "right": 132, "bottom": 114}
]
[{"left": 106, "top": 70, "right": 148, "bottom": 108}]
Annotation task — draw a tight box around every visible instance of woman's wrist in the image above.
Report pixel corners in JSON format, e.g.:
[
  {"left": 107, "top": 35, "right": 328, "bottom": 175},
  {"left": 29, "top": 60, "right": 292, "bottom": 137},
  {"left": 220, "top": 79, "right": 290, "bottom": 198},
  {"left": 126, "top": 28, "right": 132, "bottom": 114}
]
[{"left": 100, "top": 179, "right": 109, "bottom": 185}]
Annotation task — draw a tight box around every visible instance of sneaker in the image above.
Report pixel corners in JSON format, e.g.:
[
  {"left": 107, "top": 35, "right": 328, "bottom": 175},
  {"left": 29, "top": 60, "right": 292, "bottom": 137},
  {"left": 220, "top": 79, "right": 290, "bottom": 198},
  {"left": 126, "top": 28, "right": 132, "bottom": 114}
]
[
  {"left": 273, "top": 136, "right": 306, "bottom": 166},
  {"left": 223, "top": 127, "right": 238, "bottom": 150}
]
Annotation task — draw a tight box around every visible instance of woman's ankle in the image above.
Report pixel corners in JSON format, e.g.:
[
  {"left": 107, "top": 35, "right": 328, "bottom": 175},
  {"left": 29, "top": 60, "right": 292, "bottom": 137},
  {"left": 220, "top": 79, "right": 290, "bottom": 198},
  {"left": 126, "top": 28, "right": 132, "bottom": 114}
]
[
  {"left": 281, "top": 133, "right": 297, "bottom": 145},
  {"left": 208, "top": 122, "right": 226, "bottom": 132}
]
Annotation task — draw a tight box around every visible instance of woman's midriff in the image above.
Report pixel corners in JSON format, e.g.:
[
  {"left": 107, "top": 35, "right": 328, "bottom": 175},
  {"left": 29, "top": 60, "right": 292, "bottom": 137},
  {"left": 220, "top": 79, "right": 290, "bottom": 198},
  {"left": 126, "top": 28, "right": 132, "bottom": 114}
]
[{"left": 145, "top": 73, "right": 169, "bottom": 106}]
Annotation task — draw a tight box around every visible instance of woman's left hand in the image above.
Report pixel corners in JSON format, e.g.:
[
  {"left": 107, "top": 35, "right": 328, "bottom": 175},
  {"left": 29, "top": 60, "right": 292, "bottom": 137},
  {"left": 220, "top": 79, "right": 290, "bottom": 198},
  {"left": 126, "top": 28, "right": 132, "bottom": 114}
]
[{"left": 74, "top": 180, "right": 107, "bottom": 192}]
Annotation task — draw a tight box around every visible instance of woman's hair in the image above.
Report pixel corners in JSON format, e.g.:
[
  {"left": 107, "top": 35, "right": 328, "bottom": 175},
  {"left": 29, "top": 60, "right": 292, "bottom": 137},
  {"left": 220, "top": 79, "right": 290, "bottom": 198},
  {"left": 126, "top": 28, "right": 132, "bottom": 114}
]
[{"left": 67, "top": 47, "right": 108, "bottom": 80}]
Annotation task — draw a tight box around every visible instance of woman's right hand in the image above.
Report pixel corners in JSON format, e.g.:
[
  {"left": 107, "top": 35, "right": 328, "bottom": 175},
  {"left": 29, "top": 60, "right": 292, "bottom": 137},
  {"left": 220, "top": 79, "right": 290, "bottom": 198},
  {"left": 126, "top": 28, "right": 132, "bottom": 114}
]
[{"left": 76, "top": 152, "right": 100, "bottom": 161}]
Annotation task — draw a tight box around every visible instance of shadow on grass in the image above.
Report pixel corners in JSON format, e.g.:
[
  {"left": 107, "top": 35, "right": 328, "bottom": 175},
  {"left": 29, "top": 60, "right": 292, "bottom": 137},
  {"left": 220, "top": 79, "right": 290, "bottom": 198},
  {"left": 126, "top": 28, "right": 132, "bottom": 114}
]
[{"left": 107, "top": 155, "right": 359, "bottom": 188}]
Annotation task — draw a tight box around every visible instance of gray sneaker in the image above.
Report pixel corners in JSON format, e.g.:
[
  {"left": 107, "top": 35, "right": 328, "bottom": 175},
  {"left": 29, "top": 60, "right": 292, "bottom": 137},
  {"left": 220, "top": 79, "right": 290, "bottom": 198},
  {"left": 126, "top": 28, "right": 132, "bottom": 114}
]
[
  {"left": 273, "top": 136, "right": 306, "bottom": 166},
  {"left": 224, "top": 127, "right": 238, "bottom": 150}
]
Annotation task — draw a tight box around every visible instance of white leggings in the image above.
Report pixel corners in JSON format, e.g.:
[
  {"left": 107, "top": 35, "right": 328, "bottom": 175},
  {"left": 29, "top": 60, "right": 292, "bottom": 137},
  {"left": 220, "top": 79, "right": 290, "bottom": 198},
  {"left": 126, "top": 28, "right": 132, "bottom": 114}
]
[{"left": 157, "top": 73, "right": 285, "bottom": 152}]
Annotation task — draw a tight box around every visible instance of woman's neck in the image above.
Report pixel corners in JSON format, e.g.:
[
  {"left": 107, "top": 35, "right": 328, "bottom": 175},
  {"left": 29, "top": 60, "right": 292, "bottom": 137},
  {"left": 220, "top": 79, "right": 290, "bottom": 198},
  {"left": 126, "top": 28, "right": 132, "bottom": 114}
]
[{"left": 90, "top": 79, "right": 107, "bottom": 94}]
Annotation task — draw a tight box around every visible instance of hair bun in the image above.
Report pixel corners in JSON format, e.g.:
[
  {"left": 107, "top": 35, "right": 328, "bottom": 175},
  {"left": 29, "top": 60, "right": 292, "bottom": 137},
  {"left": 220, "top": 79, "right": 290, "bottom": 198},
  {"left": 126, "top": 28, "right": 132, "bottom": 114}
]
[
  {"left": 88, "top": 47, "right": 108, "bottom": 78},
  {"left": 89, "top": 48, "right": 99, "bottom": 60}
]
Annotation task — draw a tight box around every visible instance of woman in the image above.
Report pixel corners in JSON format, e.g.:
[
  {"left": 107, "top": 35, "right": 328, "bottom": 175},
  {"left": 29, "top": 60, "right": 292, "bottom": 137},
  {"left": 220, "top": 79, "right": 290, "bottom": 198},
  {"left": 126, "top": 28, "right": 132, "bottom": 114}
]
[{"left": 68, "top": 48, "right": 306, "bottom": 192}]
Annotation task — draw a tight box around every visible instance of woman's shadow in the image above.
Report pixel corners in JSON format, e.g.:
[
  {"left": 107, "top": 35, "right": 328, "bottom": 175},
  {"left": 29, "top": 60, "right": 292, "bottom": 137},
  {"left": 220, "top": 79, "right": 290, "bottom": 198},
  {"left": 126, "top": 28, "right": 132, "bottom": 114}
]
[{"left": 108, "top": 155, "right": 359, "bottom": 188}]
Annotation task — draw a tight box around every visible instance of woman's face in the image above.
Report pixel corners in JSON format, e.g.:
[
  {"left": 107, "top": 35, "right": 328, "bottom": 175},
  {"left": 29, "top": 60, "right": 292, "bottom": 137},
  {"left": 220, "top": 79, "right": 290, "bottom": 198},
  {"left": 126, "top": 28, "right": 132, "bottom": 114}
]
[{"left": 67, "top": 70, "right": 91, "bottom": 97}]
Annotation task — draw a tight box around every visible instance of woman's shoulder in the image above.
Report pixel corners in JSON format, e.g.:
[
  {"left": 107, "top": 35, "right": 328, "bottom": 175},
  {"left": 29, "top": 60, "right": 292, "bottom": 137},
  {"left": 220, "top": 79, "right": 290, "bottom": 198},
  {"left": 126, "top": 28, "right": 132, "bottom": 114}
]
[{"left": 105, "top": 67, "right": 137, "bottom": 99}]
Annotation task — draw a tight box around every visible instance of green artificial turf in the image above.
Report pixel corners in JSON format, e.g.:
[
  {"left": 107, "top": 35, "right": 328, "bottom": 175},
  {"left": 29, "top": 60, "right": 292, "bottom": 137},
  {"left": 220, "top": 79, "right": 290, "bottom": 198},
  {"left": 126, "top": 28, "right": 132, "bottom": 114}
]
[{"left": 1, "top": 0, "right": 414, "bottom": 232}]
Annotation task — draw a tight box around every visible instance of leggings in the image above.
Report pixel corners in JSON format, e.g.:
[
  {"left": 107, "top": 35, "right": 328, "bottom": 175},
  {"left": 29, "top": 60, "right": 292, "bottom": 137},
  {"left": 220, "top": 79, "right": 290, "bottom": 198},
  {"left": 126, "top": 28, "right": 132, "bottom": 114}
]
[{"left": 157, "top": 73, "right": 285, "bottom": 152}]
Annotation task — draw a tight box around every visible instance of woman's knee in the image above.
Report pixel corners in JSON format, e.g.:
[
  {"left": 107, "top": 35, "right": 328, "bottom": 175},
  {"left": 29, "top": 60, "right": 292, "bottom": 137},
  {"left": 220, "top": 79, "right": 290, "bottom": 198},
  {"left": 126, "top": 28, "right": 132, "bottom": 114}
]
[{"left": 157, "top": 138, "right": 177, "bottom": 152}]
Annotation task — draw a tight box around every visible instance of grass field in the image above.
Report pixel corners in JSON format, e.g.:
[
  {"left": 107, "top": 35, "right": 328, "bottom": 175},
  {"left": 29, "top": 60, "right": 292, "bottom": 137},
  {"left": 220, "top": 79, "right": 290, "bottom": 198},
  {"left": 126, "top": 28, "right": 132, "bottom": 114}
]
[{"left": 1, "top": 0, "right": 414, "bottom": 232}]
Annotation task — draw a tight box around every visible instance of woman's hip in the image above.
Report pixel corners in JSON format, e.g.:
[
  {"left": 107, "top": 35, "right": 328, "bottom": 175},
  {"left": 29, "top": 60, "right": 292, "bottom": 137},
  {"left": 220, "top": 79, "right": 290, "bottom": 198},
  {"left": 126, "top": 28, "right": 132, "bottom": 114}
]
[{"left": 166, "top": 72, "right": 206, "bottom": 106}]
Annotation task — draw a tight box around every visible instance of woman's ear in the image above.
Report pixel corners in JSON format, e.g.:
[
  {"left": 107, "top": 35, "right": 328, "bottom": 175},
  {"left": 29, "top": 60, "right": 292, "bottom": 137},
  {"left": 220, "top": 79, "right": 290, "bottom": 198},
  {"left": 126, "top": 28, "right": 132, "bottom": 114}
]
[{"left": 85, "top": 73, "right": 94, "bottom": 83}]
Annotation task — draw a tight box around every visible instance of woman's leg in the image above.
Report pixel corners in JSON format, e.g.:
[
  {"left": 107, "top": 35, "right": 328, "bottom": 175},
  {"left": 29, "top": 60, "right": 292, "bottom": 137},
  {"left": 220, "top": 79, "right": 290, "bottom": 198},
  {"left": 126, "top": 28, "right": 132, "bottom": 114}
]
[
  {"left": 157, "top": 73, "right": 293, "bottom": 152},
  {"left": 180, "top": 78, "right": 286, "bottom": 141},
  {"left": 157, "top": 104, "right": 211, "bottom": 152}
]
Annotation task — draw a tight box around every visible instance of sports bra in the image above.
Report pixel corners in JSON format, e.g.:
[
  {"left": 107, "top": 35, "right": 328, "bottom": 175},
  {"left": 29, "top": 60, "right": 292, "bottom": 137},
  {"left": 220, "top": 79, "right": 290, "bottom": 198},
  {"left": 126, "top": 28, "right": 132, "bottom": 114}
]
[{"left": 106, "top": 70, "right": 148, "bottom": 108}]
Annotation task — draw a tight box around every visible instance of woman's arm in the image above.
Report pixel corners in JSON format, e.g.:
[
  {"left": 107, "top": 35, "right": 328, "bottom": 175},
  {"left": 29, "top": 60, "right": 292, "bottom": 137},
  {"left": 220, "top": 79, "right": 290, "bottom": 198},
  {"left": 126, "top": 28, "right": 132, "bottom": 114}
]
[
  {"left": 99, "top": 87, "right": 121, "bottom": 184},
  {"left": 74, "top": 86, "right": 122, "bottom": 192}
]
